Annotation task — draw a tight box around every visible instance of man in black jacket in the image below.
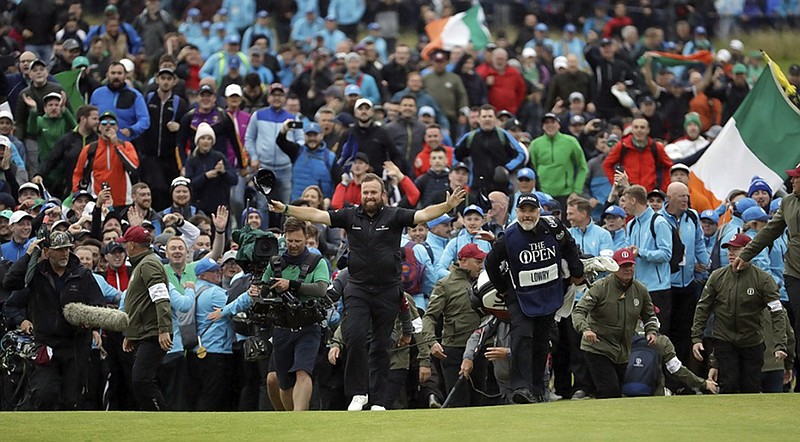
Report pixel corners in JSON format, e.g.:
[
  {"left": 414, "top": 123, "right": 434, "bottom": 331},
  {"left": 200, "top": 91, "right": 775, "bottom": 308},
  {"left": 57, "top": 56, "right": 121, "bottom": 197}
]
[
  {"left": 584, "top": 38, "right": 636, "bottom": 119},
  {"left": 4, "top": 231, "right": 105, "bottom": 410},
  {"left": 336, "top": 98, "right": 401, "bottom": 177}
]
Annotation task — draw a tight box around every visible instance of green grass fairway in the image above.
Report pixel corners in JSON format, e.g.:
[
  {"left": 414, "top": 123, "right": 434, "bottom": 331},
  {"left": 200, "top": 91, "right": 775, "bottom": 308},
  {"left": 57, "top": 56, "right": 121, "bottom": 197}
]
[{"left": 2, "top": 394, "right": 796, "bottom": 441}]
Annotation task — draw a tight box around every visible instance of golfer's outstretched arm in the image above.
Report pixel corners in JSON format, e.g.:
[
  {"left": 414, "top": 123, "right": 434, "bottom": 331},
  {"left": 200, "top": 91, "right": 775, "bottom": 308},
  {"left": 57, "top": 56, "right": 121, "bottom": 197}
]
[
  {"left": 269, "top": 200, "right": 331, "bottom": 226},
  {"left": 413, "top": 187, "right": 466, "bottom": 225}
]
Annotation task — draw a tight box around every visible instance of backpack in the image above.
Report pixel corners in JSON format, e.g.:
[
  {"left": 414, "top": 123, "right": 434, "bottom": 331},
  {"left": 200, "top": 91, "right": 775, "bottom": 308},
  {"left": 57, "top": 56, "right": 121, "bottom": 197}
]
[
  {"left": 176, "top": 285, "right": 211, "bottom": 351},
  {"left": 270, "top": 253, "right": 324, "bottom": 282},
  {"left": 622, "top": 335, "right": 662, "bottom": 396},
  {"left": 401, "top": 242, "right": 433, "bottom": 295},
  {"left": 617, "top": 140, "right": 664, "bottom": 190},
  {"left": 465, "top": 127, "right": 507, "bottom": 151}
]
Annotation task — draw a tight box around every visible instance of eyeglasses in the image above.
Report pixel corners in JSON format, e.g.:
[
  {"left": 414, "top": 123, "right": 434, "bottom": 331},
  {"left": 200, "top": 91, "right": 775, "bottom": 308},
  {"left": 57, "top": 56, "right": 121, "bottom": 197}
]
[
  {"left": 518, "top": 177, "right": 532, "bottom": 182},
  {"left": 19, "top": 59, "right": 36, "bottom": 64},
  {"left": 100, "top": 120, "right": 117, "bottom": 126}
]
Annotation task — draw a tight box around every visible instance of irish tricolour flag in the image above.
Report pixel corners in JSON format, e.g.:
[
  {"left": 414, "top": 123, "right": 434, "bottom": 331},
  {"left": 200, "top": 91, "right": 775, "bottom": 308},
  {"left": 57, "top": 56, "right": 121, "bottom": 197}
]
[
  {"left": 690, "top": 53, "right": 800, "bottom": 202},
  {"left": 422, "top": 4, "right": 492, "bottom": 59}
]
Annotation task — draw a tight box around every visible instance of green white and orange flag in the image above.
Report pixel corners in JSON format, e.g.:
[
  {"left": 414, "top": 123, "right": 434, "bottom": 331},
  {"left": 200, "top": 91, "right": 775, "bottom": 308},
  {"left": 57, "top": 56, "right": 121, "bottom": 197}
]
[
  {"left": 421, "top": 4, "right": 492, "bottom": 60},
  {"left": 689, "top": 52, "right": 800, "bottom": 203},
  {"left": 637, "top": 50, "right": 714, "bottom": 67}
]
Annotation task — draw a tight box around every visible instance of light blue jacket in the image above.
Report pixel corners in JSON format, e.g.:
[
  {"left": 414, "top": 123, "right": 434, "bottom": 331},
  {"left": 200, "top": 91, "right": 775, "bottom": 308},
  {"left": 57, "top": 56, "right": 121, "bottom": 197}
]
[
  {"left": 743, "top": 228, "right": 786, "bottom": 300},
  {"left": 293, "top": 0, "right": 320, "bottom": 25},
  {"left": 662, "top": 207, "right": 710, "bottom": 288},
  {"left": 426, "top": 232, "right": 450, "bottom": 269},
  {"left": 716, "top": 216, "right": 744, "bottom": 268},
  {"left": 223, "top": 0, "right": 256, "bottom": 32},
  {"left": 327, "top": 0, "right": 366, "bottom": 25},
  {"left": 436, "top": 230, "right": 491, "bottom": 280},
  {"left": 167, "top": 282, "right": 194, "bottom": 354},
  {"left": 93, "top": 273, "right": 122, "bottom": 304},
  {"left": 292, "top": 17, "right": 325, "bottom": 51},
  {"left": 344, "top": 71, "right": 381, "bottom": 105},
  {"left": 200, "top": 51, "right": 252, "bottom": 86},
  {"left": 89, "top": 85, "right": 150, "bottom": 142},
  {"left": 609, "top": 228, "right": 627, "bottom": 251},
  {"left": 401, "top": 238, "right": 437, "bottom": 311},
  {"left": 315, "top": 29, "right": 347, "bottom": 53},
  {"left": 185, "top": 280, "right": 252, "bottom": 354},
  {"left": 360, "top": 36, "right": 388, "bottom": 64},
  {"left": 569, "top": 222, "right": 614, "bottom": 257},
  {"left": 626, "top": 207, "right": 672, "bottom": 291},
  {"left": 242, "top": 23, "right": 277, "bottom": 52},
  {"left": 245, "top": 107, "right": 302, "bottom": 170},
  {"left": 178, "top": 21, "right": 203, "bottom": 44}
]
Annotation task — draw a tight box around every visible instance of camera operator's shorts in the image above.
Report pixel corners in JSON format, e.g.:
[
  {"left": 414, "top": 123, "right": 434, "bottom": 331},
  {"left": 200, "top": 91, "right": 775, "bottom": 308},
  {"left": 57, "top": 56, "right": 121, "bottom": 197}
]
[{"left": 272, "top": 324, "right": 322, "bottom": 389}]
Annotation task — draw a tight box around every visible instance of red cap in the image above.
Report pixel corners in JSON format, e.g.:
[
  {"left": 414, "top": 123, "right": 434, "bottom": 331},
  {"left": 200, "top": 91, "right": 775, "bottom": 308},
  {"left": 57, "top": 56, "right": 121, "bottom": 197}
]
[
  {"left": 613, "top": 248, "right": 636, "bottom": 266},
  {"left": 458, "top": 243, "right": 487, "bottom": 260},
  {"left": 722, "top": 233, "right": 751, "bottom": 249},
  {"left": 116, "top": 226, "right": 153, "bottom": 244},
  {"left": 786, "top": 162, "right": 800, "bottom": 177}
]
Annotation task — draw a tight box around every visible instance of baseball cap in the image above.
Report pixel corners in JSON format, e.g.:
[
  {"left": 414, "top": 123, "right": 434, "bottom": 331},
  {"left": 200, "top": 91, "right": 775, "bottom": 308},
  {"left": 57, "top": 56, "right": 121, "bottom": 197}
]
[
  {"left": 0, "top": 135, "right": 9, "bottom": 148},
  {"left": 201, "top": 21, "right": 212, "bottom": 30},
  {"left": 257, "top": 10, "right": 269, "bottom": 18},
  {"left": 699, "top": 209, "right": 719, "bottom": 224},
  {"left": 570, "top": 115, "right": 586, "bottom": 125},
  {"left": 354, "top": 151, "right": 370, "bottom": 164},
  {"left": 534, "top": 23, "right": 549, "bottom": 32},
  {"left": 304, "top": 122, "right": 322, "bottom": 134},
  {"left": 647, "top": 189, "right": 666, "bottom": 200},
  {"left": 564, "top": 23, "right": 577, "bottom": 33},
  {"left": 458, "top": 243, "right": 487, "bottom": 260},
  {"left": 119, "top": 58, "right": 134, "bottom": 73},
  {"left": 553, "top": 56, "right": 568, "bottom": 70},
  {"left": 269, "top": 83, "right": 285, "bottom": 94},
  {"left": 333, "top": 112, "right": 354, "bottom": 126},
  {"left": 517, "top": 168, "right": 536, "bottom": 180},
  {"left": 194, "top": 257, "right": 221, "bottom": 275},
  {"left": 695, "top": 26, "right": 707, "bottom": 35},
  {"left": 452, "top": 161, "right": 469, "bottom": 172},
  {"left": 9, "top": 210, "right": 32, "bottom": 225},
  {"left": 786, "top": 162, "right": 800, "bottom": 177},
  {"left": 248, "top": 46, "right": 263, "bottom": 56},
  {"left": 0, "top": 110, "right": 14, "bottom": 122},
  {"left": 368, "top": 22, "right": 381, "bottom": 31},
  {"left": 742, "top": 206, "right": 769, "bottom": 223},
  {"left": 43, "top": 92, "right": 62, "bottom": 103},
  {"left": 354, "top": 98, "right": 373, "bottom": 109},
  {"left": 30, "top": 59, "right": 47, "bottom": 69},
  {"left": 613, "top": 248, "right": 636, "bottom": 265},
  {"left": 344, "top": 84, "right": 362, "bottom": 96},
  {"left": 0, "top": 209, "right": 12, "bottom": 220},
  {"left": 427, "top": 214, "right": 453, "bottom": 229},
  {"left": 732, "top": 63, "right": 747, "bottom": 75},
  {"left": 541, "top": 112, "right": 558, "bottom": 123},
  {"left": 497, "top": 110, "right": 514, "bottom": 119},
  {"left": 735, "top": 197, "right": 758, "bottom": 214},
  {"left": 325, "top": 15, "right": 336, "bottom": 21},
  {"left": 463, "top": 204, "right": 484, "bottom": 217},
  {"left": 18, "top": 182, "right": 40, "bottom": 194},
  {"left": 432, "top": 50, "right": 448, "bottom": 62},
  {"left": 418, "top": 106, "right": 435, "bottom": 117},
  {"left": 522, "top": 47, "right": 536, "bottom": 58},
  {"left": 217, "top": 8, "right": 228, "bottom": 15},
  {"left": 198, "top": 84, "right": 215, "bottom": 95},
  {"left": 722, "top": 233, "right": 751, "bottom": 249},
  {"left": 222, "top": 250, "right": 238, "bottom": 263},
  {"left": 72, "top": 56, "right": 90, "bottom": 69},
  {"left": 600, "top": 37, "right": 613, "bottom": 46},
  {"left": 602, "top": 205, "right": 626, "bottom": 219},
  {"left": 226, "top": 34, "right": 241, "bottom": 45},
  {"left": 187, "top": 7, "right": 200, "bottom": 17},
  {"left": 730, "top": 39, "right": 744, "bottom": 51},
  {"left": 770, "top": 198, "right": 782, "bottom": 214},
  {"left": 115, "top": 226, "right": 153, "bottom": 244},
  {"left": 517, "top": 193, "right": 541, "bottom": 209},
  {"left": 73, "top": 189, "right": 95, "bottom": 202},
  {"left": 62, "top": 39, "right": 81, "bottom": 52},
  {"left": 569, "top": 91, "right": 585, "bottom": 102},
  {"left": 789, "top": 64, "right": 800, "bottom": 76},
  {"left": 670, "top": 163, "right": 690, "bottom": 175},
  {"left": 102, "top": 242, "right": 125, "bottom": 254},
  {"left": 224, "top": 84, "right": 243, "bottom": 97},
  {"left": 157, "top": 67, "right": 176, "bottom": 77},
  {"left": 48, "top": 231, "right": 74, "bottom": 249},
  {"left": 639, "top": 95, "right": 656, "bottom": 105}
]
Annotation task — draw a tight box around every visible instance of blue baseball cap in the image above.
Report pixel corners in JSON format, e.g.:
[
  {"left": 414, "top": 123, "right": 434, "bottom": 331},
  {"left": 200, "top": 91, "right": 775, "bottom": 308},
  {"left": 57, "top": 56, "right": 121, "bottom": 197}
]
[
  {"left": 564, "top": 23, "right": 577, "bottom": 33},
  {"left": 325, "top": 15, "right": 336, "bottom": 21},
  {"left": 201, "top": 21, "right": 211, "bottom": 30},
  {"left": 770, "top": 198, "right": 782, "bottom": 214},
  {"left": 734, "top": 197, "right": 758, "bottom": 215},
  {"left": 344, "top": 84, "right": 362, "bottom": 96},
  {"left": 535, "top": 23, "right": 549, "bottom": 32},
  {"left": 257, "top": 10, "right": 269, "bottom": 18},
  {"left": 463, "top": 204, "right": 484, "bottom": 217},
  {"left": 226, "top": 34, "right": 241, "bottom": 45},
  {"left": 742, "top": 206, "right": 769, "bottom": 223},
  {"left": 602, "top": 205, "right": 626, "bottom": 219},
  {"left": 304, "top": 122, "right": 321, "bottom": 134},
  {"left": 699, "top": 209, "right": 719, "bottom": 224},
  {"left": 368, "top": 22, "right": 381, "bottom": 31},
  {"left": 187, "top": 8, "right": 200, "bottom": 17},
  {"left": 427, "top": 214, "right": 454, "bottom": 229},
  {"left": 217, "top": 8, "right": 228, "bottom": 16},
  {"left": 195, "top": 257, "right": 221, "bottom": 275},
  {"left": 695, "top": 26, "right": 707, "bottom": 35},
  {"left": 534, "top": 191, "right": 552, "bottom": 205},
  {"left": 212, "top": 22, "right": 225, "bottom": 32},
  {"left": 517, "top": 168, "right": 536, "bottom": 180}
]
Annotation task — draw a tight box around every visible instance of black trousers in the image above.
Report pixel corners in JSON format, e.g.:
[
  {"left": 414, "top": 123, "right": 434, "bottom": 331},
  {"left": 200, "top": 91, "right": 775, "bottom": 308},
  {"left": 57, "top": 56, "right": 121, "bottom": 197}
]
[
  {"left": 440, "top": 345, "right": 487, "bottom": 407},
  {"left": 785, "top": 276, "right": 800, "bottom": 357},
  {"left": 138, "top": 155, "right": 179, "bottom": 211},
  {"left": 507, "top": 293, "right": 554, "bottom": 396},
  {"left": 382, "top": 368, "right": 409, "bottom": 409},
  {"left": 670, "top": 282, "right": 699, "bottom": 364},
  {"left": 650, "top": 289, "right": 673, "bottom": 335},
  {"left": 184, "top": 352, "right": 233, "bottom": 411},
  {"left": 131, "top": 338, "right": 168, "bottom": 411},
  {"left": 584, "top": 352, "right": 627, "bottom": 399},
  {"left": 342, "top": 283, "right": 403, "bottom": 407},
  {"left": 29, "top": 344, "right": 90, "bottom": 410},
  {"left": 714, "top": 340, "right": 765, "bottom": 394}
]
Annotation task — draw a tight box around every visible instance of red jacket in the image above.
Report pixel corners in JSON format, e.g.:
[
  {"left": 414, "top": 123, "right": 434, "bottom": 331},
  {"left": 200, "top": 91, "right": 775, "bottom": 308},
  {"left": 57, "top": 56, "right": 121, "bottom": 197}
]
[
  {"left": 72, "top": 137, "right": 140, "bottom": 206},
  {"left": 413, "top": 143, "right": 454, "bottom": 178},
  {"left": 475, "top": 64, "right": 526, "bottom": 114},
  {"left": 602, "top": 134, "right": 672, "bottom": 192}
]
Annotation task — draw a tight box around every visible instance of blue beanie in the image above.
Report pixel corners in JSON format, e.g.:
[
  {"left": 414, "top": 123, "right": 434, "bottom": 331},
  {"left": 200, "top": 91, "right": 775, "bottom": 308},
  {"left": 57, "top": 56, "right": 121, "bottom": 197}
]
[
  {"left": 241, "top": 207, "right": 263, "bottom": 225},
  {"left": 747, "top": 176, "right": 772, "bottom": 198}
]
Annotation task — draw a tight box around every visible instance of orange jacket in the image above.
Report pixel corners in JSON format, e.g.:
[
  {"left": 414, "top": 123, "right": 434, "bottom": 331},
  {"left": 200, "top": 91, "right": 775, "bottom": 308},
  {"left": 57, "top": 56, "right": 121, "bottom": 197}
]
[
  {"left": 72, "top": 137, "right": 140, "bottom": 206},
  {"left": 602, "top": 134, "right": 672, "bottom": 192}
]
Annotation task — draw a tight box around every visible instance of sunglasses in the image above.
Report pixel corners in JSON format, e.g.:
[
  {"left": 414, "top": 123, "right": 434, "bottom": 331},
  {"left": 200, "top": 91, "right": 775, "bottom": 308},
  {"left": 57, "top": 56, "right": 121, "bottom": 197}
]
[{"left": 100, "top": 120, "right": 117, "bottom": 126}]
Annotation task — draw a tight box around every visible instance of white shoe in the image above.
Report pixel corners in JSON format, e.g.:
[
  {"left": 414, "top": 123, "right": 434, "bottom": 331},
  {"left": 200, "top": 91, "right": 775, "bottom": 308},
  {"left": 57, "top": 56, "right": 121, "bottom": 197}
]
[
  {"left": 347, "top": 394, "right": 369, "bottom": 411},
  {"left": 370, "top": 405, "right": 386, "bottom": 411}
]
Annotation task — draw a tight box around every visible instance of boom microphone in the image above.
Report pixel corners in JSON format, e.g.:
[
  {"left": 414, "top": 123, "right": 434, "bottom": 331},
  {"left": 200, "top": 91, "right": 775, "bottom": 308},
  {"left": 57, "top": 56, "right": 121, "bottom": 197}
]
[{"left": 63, "top": 303, "right": 130, "bottom": 332}]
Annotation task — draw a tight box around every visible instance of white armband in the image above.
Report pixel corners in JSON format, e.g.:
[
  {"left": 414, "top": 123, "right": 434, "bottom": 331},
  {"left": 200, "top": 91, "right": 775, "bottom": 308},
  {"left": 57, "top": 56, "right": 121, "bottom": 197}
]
[
  {"left": 665, "top": 356, "right": 682, "bottom": 374},
  {"left": 412, "top": 317, "right": 423, "bottom": 333},
  {"left": 148, "top": 283, "right": 170, "bottom": 303},
  {"left": 768, "top": 300, "right": 783, "bottom": 312}
]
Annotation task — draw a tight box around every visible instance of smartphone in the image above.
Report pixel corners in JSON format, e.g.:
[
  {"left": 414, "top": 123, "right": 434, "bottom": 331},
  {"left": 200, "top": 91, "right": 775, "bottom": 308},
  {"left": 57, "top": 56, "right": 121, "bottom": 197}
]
[
  {"left": 101, "top": 181, "right": 110, "bottom": 190},
  {"left": 287, "top": 121, "right": 304, "bottom": 129},
  {"left": 614, "top": 164, "right": 625, "bottom": 173}
]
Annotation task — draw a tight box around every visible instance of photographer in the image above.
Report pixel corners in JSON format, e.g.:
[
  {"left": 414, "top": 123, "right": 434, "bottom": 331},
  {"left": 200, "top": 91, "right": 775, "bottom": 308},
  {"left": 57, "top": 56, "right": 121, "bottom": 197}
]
[
  {"left": 250, "top": 217, "right": 330, "bottom": 411},
  {"left": 3, "top": 231, "right": 106, "bottom": 410}
]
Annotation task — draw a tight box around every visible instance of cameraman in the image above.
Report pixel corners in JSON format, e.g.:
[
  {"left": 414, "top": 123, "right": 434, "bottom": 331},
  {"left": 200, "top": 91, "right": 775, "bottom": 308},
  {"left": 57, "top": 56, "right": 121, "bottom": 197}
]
[{"left": 250, "top": 217, "right": 330, "bottom": 411}]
